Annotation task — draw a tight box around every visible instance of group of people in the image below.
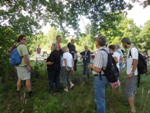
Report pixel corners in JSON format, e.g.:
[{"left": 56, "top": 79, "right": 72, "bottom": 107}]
[
  {"left": 88, "top": 36, "right": 138, "bottom": 113},
  {"left": 14, "top": 34, "right": 138, "bottom": 113}
]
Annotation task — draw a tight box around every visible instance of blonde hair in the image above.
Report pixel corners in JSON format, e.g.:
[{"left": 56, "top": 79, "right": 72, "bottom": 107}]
[{"left": 62, "top": 46, "right": 69, "bottom": 52}]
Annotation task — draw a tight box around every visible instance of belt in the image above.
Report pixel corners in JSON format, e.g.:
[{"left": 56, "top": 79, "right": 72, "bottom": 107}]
[{"left": 94, "top": 74, "right": 105, "bottom": 76}]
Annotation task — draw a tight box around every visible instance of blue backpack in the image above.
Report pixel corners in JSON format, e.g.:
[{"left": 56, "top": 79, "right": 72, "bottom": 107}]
[{"left": 9, "top": 45, "right": 22, "bottom": 66}]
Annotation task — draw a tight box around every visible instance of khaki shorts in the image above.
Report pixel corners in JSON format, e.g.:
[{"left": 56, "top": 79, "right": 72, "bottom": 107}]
[{"left": 16, "top": 66, "right": 31, "bottom": 80}]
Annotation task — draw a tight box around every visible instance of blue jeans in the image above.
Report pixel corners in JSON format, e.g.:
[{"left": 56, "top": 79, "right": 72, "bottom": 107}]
[
  {"left": 83, "top": 62, "right": 90, "bottom": 78},
  {"left": 94, "top": 76, "right": 108, "bottom": 113}
]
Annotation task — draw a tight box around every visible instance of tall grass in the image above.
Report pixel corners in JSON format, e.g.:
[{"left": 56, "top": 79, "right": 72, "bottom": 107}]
[{"left": 0, "top": 62, "right": 150, "bottom": 113}]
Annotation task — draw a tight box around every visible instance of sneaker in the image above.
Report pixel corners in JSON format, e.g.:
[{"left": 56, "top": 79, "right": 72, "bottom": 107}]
[
  {"left": 64, "top": 87, "right": 69, "bottom": 92},
  {"left": 70, "top": 83, "right": 74, "bottom": 89}
]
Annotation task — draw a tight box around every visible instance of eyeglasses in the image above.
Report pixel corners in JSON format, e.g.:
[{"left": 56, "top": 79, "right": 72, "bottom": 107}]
[{"left": 22, "top": 37, "right": 27, "bottom": 40}]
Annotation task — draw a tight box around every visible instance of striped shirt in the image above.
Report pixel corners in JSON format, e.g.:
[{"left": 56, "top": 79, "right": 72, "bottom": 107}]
[{"left": 92, "top": 47, "right": 108, "bottom": 75}]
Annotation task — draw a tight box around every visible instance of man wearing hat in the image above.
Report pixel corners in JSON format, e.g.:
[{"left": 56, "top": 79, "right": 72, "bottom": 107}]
[{"left": 121, "top": 38, "right": 138, "bottom": 113}]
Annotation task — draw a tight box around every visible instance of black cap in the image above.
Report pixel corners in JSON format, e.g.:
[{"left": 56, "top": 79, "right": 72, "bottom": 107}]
[{"left": 121, "top": 38, "right": 131, "bottom": 44}]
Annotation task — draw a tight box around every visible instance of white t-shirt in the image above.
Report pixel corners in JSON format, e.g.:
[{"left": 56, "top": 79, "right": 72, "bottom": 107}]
[
  {"left": 62, "top": 52, "right": 73, "bottom": 67},
  {"left": 116, "top": 49, "right": 123, "bottom": 58},
  {"left": 112, "top": 52, "right": 120, "bottom": 71},
  {"left": 126, "top": 47, "right": 138, "bottom": 75}
]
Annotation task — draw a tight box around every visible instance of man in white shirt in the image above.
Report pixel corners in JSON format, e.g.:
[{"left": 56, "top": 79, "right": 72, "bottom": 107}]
[{"left": 121, "top": 38, "right": 138, "bottom": 113}]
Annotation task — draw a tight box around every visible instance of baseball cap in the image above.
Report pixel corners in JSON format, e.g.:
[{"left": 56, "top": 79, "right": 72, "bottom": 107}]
[{"left": 121, "top": 38, "right": 131, "bottom": 44}]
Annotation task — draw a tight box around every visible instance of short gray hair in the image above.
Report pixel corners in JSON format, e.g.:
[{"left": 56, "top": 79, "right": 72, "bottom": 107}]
[{"left": 51, "top": 43, "right": 57, "bottom": 50}]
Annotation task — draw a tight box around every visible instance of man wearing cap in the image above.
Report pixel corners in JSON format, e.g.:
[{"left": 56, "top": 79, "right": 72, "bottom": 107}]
[
  {"left": 16, "top": 35, "right": 32, "bottom": 97},
  {"left": 121, "top": 38, "right": 138, "bottom": 113}
]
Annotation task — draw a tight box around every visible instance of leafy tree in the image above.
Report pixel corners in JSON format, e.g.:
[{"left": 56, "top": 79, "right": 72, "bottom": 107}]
[
  {"left": 0, "top": 26, "right": 17, "bottom": 79},
  {"left": 83, "top": 15, "right": 141, "bottom": 48},
  {"left": 136, "top": 20, "right": 150, "bottom": 53},
  {"left": 76, "top": 34, "right": 95, "bottom": 52},
  {"left": 27, "top": 27, "right": 67, "bottom": 54},
  {"left": 0, "top": 0, "right": 133, "bottom": 35}
]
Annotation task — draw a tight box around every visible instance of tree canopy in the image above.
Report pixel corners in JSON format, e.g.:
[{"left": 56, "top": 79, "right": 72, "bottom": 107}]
[{"left": 0, "top": 0, "right": 135, "bottom": 35}]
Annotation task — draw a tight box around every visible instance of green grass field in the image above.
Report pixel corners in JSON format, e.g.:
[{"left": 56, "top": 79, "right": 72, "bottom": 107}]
[{"left": 0, "top": 62, "right": 150, "bottom": 113}]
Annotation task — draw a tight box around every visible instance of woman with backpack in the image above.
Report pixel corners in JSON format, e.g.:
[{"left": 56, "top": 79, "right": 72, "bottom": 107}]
[{"left": 109, "top": 45, "right": 121, "bottom": 95}]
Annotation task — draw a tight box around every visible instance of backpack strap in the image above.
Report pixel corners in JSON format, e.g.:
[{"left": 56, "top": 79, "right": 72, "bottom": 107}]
[
  {"left": 98, "top": 48, "right": 108, "bottom": 80},
  {"left": 129, "top": 46, "right": 137, "bottom": 58},
  {"left": 16, "top": 44, "right": 26, "bottom": 58}
]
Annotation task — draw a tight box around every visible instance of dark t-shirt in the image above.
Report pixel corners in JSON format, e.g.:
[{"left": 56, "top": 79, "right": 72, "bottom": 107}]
[
  {"left": 67, "top": 43, "right": 76, "bottom": 58},
  {"left": 46, "top": 50, "right": 61, "bottom": 71}
]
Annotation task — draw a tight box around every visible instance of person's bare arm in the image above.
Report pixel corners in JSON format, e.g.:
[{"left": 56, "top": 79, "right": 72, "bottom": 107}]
[
  {"left": 88, "top": 65, "right": 102, "bottom": 73},
  {"left": 128, "top": 59, "right": 138, "bottom": 79},
  {"left": 24, "top": 55, "right": 30, "bottom": 66},
  {"left": 64, "top": 59, "right": 69, "bottom": 71},
  {"left": 113, "top": 57, "right": 119, "bottom": 63},
  {"left": 24, "top": 55, "right": 31, "bottom": 72},
  {"left": 46, "top": 61, "right": 54, "bottom": 65}
]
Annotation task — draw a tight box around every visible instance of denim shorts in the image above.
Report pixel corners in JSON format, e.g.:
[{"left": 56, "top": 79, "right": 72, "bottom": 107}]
[{"left": 125, "top": 76, "right": 137, "bottom": 98}]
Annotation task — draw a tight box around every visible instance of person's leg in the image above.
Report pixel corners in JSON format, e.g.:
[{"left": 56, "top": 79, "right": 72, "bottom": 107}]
[
  {"left": 86, "top": 63, "right": 90, "bottom": 78},
  {"left": 26, "top": 79, "right": 32, "bottom": 91},
  {"left": 47, "top": 71, "right": 55, "bottom": 91},
  {"left": 128, "top": 96, "right": 136, "bottom": 113},
  {"left": 54, "top": 70, "right": 61, "bottom": 91},
  {"left": 60, "top": 67, "right": 68, "bottom": 88},
  {"left": 125, "top": 77, "right": 137, "bottom": 113},
  {"left": 111, "top": 83, "right": 116, "bottom": 95},
  {"left": 94, "top": 76, "right": 108, "bottom": 113},
  {"left": 83, "top": 63, "right": 86, "bottom": 75},
  {"left": 17, "top": 77, "right": 22, "bottom": 91},
  {"left": 74, "top": 60, "right": 77, "bottom": 71},
  {"left": 25, "top": 79, "right": 32, "bottom": 97}
]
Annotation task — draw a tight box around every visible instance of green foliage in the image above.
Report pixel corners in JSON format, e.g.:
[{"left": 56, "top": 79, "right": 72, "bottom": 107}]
[
  {"left": 136, "top": 20, "right": 150, "bottom": 53},
  {"left": 76, "top": 34, "right": 95, "bottom": 52},
  {"left": 82, "top": 15, "right": 141, "bottom": 49},
  {"left": 27, "top": 27, "right": 67, "bottom": 54},
  {"left": 0, "top": 62, "right": 150, "bottom": 113},
  {"left": 0, "top": 26, "right": 17, "bottom": 78},
  {"left": 0, "top": 0, "right": 134, "bottom": 35}
]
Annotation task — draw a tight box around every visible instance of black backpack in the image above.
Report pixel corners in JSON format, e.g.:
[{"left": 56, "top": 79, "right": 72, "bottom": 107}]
[
  {"left": 129, "top": 47, "right": 147, "bottom": 87},
  {"left": 129, "top": 48, "right": 147, "bottom": 75},
  {"left": 100, "top": 49, "right": 119, "bottom": 83}
]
